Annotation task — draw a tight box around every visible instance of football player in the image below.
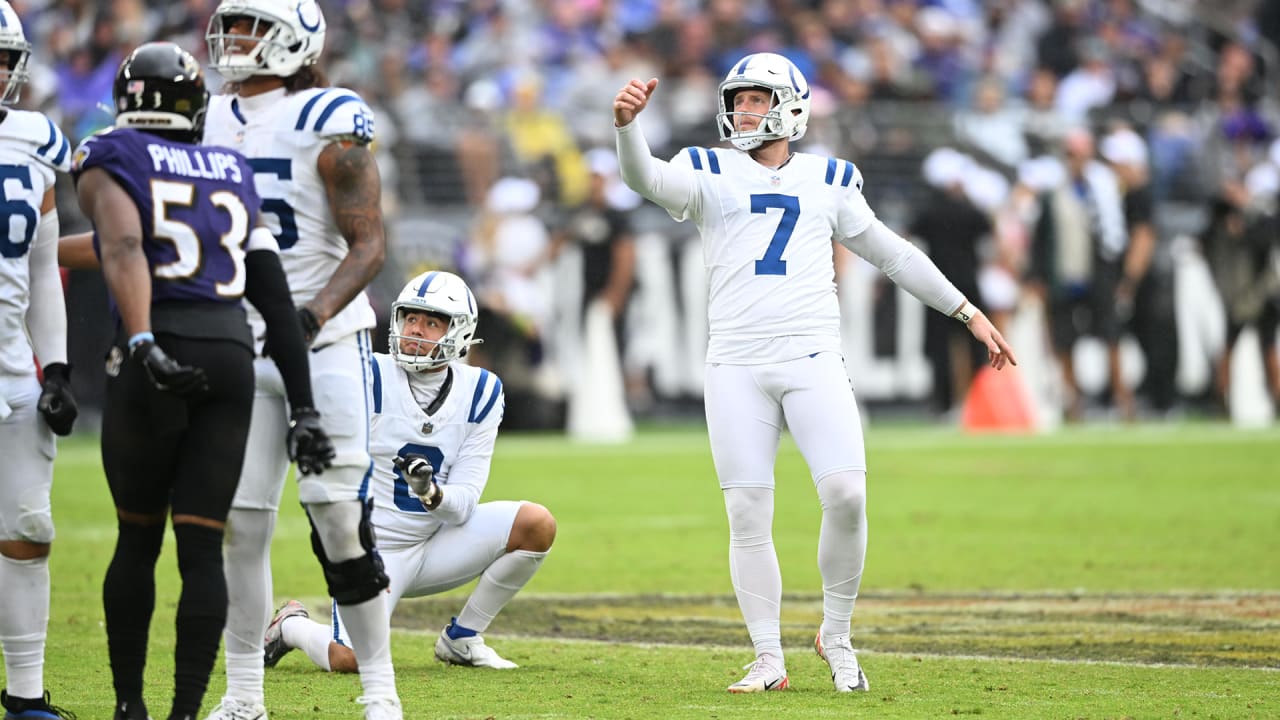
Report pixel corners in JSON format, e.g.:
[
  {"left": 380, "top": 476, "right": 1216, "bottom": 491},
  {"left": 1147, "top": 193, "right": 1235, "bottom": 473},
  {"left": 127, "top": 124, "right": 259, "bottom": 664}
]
[
  {"left": 261, "top": 271, "right": 556, "bottom": 675},
  {"left": 612, "top": 54, "right": 1016, "bottom": 693},
  {"left": 202, "top": 1, "right": 396, "bottom": 719},
  {"left": 0, "top": 3, "right": 77, "bottom": 719},
  {"left": 71, "top": 42, "right": 332, "bottom": 720}
]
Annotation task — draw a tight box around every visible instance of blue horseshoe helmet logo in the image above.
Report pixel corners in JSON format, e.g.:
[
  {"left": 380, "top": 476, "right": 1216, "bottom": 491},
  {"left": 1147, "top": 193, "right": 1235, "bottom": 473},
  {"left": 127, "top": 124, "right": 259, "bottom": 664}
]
[{"left": 297, "top": 1, "right": 321, "bottom": 32}]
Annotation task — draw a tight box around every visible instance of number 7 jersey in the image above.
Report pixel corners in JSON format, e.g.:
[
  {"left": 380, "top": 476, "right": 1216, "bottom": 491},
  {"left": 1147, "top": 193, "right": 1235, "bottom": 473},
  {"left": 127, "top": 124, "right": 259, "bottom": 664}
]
[
  {"left": 666, "top": 147, "right": 876, "bottom": 365},
  {"left": 203, "top": 86, "right": 378, "bottom": 349}
]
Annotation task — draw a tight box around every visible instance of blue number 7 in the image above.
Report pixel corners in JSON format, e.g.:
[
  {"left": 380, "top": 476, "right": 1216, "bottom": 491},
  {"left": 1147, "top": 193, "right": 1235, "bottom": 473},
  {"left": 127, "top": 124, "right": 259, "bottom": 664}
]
[{"left": 752, "top": 193, "right": 799, "bottom": 276}]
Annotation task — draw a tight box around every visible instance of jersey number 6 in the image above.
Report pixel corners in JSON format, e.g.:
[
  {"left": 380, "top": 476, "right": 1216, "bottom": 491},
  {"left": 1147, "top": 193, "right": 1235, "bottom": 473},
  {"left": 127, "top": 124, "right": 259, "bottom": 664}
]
[{"left": 752, "top": 193, "right": 799, "bottom": 276}]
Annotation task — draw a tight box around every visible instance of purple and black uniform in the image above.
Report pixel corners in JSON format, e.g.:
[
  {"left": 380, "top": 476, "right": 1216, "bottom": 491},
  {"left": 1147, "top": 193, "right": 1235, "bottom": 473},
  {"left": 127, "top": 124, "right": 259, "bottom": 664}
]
[{"left": 73, "top": 127, "right": 262, "bottom": 347}]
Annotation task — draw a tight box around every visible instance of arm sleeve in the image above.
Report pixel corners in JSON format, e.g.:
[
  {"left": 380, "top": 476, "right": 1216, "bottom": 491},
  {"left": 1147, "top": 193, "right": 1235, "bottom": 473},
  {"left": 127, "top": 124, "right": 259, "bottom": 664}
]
[
  {"left": 430, "top": 397, "right": 502, "bottom": 526},
  {"left": 243, "top": 244, "right": 315, "bottom": 410},
  {"left": 615, "top": 121, "right": 699, "bottom": 221},
  {"left": 27, "top": 209, "right": 68, "bottom": 366},
  {"left": 838, "top": 218, "right": 966, "bottom": 315}
]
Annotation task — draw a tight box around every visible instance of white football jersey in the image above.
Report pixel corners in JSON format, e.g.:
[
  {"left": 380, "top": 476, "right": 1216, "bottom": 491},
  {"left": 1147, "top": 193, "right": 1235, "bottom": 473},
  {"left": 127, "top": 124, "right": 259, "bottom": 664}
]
[
  {"left": 203, "top": 86, "right": 377, "bottom": 349},
  {"left": 0, "top": 110, "right": 69, "bottom": 375},
  {"left": 365, "top": 354, "right": 504, "bottom": 544},
  {"left": 665, "top": 147, "right": 876, "bottom": 364}
]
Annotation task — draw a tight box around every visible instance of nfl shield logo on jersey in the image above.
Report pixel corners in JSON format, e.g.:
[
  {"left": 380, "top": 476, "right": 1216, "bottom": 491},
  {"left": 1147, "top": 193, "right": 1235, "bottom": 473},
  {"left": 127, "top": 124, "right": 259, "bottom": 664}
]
[{"left": 421, "top": 421, "right": 434, "bottom": 435}]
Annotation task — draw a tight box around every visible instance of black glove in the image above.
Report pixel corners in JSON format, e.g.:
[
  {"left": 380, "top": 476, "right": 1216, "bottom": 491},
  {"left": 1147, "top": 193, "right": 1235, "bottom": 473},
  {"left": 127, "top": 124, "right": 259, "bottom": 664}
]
[
  {"left": 393, "top": 453, "right": 442, "bottom": 509},
  {"left": 131, "top": 340, "right": 208, "bottom": 397},
  {"left": 298, "top": 307, "right": 321, "bottom": 347},
  {"left": 37, "top": 362, "right": 78, "bottom": 436},
  {"left": 288, "top": 407, "right": 335, "bottom": 475}
]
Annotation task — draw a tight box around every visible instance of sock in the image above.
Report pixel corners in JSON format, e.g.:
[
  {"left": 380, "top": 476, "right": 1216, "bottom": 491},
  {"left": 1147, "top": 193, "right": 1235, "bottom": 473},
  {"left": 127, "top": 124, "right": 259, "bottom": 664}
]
[
  {"left": 454, "top": 549, "right": 548, "bottom": 634},
  {"left": 103, "top": 521, "right": 165, "bottom": 705},
  {"left": 0, "top": 554, "right": 50, "bottom": 699},
  {"left": 445, "top": 618, "right": 477, "bottom": 639},
  {"left": 171, "top": 524, "right": 228, "bottom": 719},
  {"left": 221, "top": 508, "right": 276, "bottom": 704},
  {"left": 723, "top": 487, "right": 783, "bottom": 663},
  {"left": 337, "top": 595, "right": 395, "bottom": 699},
  {"left": 282, "top": 616, "right": 334, "bottom": 672},
  {"left": 815, "top": 471, "right": 868, "bottom": 640}
]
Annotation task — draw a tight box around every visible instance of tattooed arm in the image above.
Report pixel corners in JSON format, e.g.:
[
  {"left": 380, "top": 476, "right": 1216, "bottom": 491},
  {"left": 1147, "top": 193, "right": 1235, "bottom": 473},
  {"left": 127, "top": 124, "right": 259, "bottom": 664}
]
[{"left": 305, "top": 139, "right": 387, "bottom": 327}]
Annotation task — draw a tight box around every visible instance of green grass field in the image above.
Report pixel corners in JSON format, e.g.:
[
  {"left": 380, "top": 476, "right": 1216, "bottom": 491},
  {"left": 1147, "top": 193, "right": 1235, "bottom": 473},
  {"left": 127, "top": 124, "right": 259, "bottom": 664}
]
[{"left": 35, "top": 423, "right": 1280, "bottom": 719}]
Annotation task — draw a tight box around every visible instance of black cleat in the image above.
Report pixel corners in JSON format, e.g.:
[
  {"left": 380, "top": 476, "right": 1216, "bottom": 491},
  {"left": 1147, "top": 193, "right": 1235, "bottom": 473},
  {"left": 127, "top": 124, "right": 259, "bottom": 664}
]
[{"left": 1, "top": 690, "right": 77, "bottom": 720}]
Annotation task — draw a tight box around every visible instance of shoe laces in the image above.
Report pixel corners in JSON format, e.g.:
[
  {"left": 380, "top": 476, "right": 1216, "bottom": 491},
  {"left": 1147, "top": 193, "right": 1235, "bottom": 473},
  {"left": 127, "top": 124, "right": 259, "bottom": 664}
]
[
  {"left": 822, "top": 634, "right": 860, "bottom": 674},
  {"left": 210, "top": 698, "right": 262, "bottom": 720},
  {"left": 739, "top": 655, "right": 784, "bottom": 681},
  {"left": 356, "top": 696, "right": 401, "bottom": 720}
]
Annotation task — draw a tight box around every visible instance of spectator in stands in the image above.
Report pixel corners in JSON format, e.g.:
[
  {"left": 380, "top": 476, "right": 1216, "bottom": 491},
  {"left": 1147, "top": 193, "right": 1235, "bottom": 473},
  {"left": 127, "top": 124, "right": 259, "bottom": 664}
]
[
  {"left": 1029, "top": 128, "right": 1135, "bottom": 421},
  {"left": 954, "top": 75, "right": 1028, "bottom": 168}
]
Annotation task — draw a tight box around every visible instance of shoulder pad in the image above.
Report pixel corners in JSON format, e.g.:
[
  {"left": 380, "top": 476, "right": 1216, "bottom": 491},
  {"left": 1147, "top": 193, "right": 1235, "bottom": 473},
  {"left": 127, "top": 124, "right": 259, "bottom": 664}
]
[
  {"left": 7, "top": 110, "right": 71, "bottom": 172},
  {"left": 464, "top": 366, "right": 504, "bottom": 425},
  {"left": 822, "top": 157, "right": 863, "bottom": 191},
  {"left": 292, "top": 88, "right": 375, "bottom": 144}
]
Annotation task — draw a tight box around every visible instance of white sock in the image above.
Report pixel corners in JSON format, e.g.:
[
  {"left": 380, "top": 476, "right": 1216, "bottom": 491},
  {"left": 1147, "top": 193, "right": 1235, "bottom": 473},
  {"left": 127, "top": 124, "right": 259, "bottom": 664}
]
[
  {"left": 282, "top": 616, "right": 333, "bottom": 672},
  {"left": 338, "top": 595, "right": 396, "bottom": 698},
  {"left": 723, "top": 487, "right": 783, "bottom": 663},
  {"left": 221, "top": 508, "right": 277, "bottom": 703},
  {"left": 815, "top": 470, "right": 867, "bottom": 640},
  {"left": 455, "top": 549, "right": 548, "bottom": 633},
  {"left": 0, "top": 554, "right": 49, "bottom": 699}
]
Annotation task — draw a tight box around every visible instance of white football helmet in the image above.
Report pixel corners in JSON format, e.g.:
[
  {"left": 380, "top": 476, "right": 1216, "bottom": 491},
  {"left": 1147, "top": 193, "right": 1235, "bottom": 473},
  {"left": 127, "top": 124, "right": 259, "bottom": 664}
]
[
  {"left": 0, "top": 1, "right": 32, "bottom": 106},
  {"left": 716, "top": 53, "right": 811, "bottom": 151},
  {"left": 206, "top": 0, "right": 325, "bottom": 82},
  {"left": 389, "top": 271, "right": 481, "bottom": 373}
]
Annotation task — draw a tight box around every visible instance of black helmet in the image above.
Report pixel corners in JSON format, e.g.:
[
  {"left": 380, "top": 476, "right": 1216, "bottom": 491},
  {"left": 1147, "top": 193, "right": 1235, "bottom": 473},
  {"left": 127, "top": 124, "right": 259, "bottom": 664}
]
[{"left": 113, "top": 41, "right": 208, "bottom": 143}]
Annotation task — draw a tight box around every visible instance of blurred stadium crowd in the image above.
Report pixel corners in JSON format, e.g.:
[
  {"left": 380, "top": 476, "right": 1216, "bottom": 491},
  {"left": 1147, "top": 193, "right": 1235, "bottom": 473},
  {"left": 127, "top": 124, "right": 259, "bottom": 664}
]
[{"left": 18, "top": 0, "right": 1280, "bottom": 430}]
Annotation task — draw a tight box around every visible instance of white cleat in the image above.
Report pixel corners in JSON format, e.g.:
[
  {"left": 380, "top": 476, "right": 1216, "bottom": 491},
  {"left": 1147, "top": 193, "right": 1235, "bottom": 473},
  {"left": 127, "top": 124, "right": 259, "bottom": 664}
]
[
  {"left": 726, "top": 655, "right": 789, "bottom": 693},
  {"left": 815, "top": 630, "right": 870, "bottom": 692},
  {"left": 202, "top": 697, "right": 267, "bottom": 720},
  {"left": 357, "top": 695, "right": 402, "bottom": 720},
  {"left": 434, "top": 628, "right": 519, "bottom": 669}
]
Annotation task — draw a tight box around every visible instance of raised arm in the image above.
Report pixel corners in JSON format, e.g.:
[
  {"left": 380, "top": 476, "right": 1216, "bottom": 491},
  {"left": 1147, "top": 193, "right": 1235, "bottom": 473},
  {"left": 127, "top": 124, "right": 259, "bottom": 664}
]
[{"left": 613, "top": 78, "right": 699, "bottom": 219}]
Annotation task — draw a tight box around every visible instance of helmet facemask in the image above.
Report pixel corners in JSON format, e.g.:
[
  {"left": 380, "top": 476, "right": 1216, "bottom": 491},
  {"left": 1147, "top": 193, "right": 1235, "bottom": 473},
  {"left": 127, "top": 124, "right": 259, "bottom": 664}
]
[
  {"left": 388, "top": 271, "right": 481, "bottom": 373},
  {"left": 715, "top": 53, "right": 811, "bottom": 151},
  {"left": 206, "top": 1, "right": 325, "bottom": 82},
  {"left": 0, "top": 9, "right": 31, "bottom": 106}
]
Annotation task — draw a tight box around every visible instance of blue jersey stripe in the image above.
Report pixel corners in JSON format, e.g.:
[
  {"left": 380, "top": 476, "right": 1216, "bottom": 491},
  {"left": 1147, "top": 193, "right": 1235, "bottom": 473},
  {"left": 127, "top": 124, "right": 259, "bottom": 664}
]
[
  {"left": 313, "top": 94, "right": 359, "bottom": 132},
  {"left": 294, "top": 90, "right": 329, "bottom": 130},
  {"left": 52, "top": 136, "right": 69, "bottom": 166},
  {"left": 824, "top": 157, "right": 837, "bottom": 185},
  {"left": 840, "top": 161, "right": 854, "bottom": 188},
  {"left": 468, "top": 369, "right": 491, "bottom": 422},
  {"left": 474, "top": 376, "right": 503, "bottom": 423},
  {"left": 706, "top": 149, "right": 721, "bottom": 174},
  {"left": 370, "top": 355, "right": 383, "bottom": 414},
  {"left": 686, "top": 147, "right": 703, "bottom": 171},
  {"left": 37, "top": 117, "right": 59, "bottom": 156}
]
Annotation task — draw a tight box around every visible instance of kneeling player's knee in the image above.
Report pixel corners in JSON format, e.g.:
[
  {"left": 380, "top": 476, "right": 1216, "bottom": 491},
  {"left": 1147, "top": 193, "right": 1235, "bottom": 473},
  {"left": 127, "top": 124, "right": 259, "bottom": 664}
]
[{"left": 510, "top": 503, "right": 556, "bottom": 553}]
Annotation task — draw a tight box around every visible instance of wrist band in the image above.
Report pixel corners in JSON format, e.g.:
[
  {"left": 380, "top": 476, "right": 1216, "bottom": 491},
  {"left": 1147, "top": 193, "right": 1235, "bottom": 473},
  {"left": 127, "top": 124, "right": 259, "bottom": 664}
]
[
  {"left": 127, "top": 331, "right": 155, "bottom": 349},
  {"left": 953, "top": 301, "right": 978, "bottom": 324}
]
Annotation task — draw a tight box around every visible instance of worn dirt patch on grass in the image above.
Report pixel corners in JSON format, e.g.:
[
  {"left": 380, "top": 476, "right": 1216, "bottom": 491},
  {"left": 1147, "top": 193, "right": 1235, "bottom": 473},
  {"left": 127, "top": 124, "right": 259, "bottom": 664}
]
[{"left": 392, "top": 591, "right": 1280, "bottom": 668}]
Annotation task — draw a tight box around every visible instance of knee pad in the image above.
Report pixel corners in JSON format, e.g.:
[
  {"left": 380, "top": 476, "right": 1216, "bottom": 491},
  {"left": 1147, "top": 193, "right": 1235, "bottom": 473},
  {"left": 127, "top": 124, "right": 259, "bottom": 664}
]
[{"left": 308, "top": 498, "right": 389, "bottom": 605}]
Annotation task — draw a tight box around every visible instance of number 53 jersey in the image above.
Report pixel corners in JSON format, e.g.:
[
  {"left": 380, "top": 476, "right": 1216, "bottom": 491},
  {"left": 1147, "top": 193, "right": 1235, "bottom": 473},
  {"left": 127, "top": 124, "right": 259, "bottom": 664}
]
[
  {"left": 204, "top": 86, "right": 378, "bottom": 350},
  {"left": 665, "top": 147, "right": 877, "bottom": 365}
]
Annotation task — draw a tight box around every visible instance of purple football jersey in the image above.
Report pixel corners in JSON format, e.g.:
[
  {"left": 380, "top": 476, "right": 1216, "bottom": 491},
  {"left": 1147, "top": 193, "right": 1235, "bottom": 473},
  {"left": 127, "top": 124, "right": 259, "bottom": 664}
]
[{"left": 73, "top": 128, "right": 261, "bottom": 305}]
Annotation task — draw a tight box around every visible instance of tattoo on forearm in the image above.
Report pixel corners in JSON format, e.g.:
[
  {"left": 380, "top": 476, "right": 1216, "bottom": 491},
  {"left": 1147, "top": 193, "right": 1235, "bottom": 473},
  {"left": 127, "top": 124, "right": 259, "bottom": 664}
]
[{"left": 313, "top": 142, "right": 386, "bottom": 321}]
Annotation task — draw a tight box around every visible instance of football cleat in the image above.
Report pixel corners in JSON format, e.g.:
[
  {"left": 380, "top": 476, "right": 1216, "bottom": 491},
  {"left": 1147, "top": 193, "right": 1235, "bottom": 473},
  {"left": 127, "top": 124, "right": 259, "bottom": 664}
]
[
  {"left": 263, "top": 599, "right": 309, "bottom": 668},
  {"left": 356, "top": 696, "right": 401, "bottom": 720},
  {"left": 815, "top": 629, "right": 870, "bottom": 692},
  {"left": 1, "top": 690, "right": 76, "bottom": 719},
  {"left": 726, "top": 656, "right": 789, "bottom": 693},
  {"left": 201, "top": 697, "right": 266, "bottom": 720},
  {"left": 434, "top": 627, "right": 518, "bottom": 669}
]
